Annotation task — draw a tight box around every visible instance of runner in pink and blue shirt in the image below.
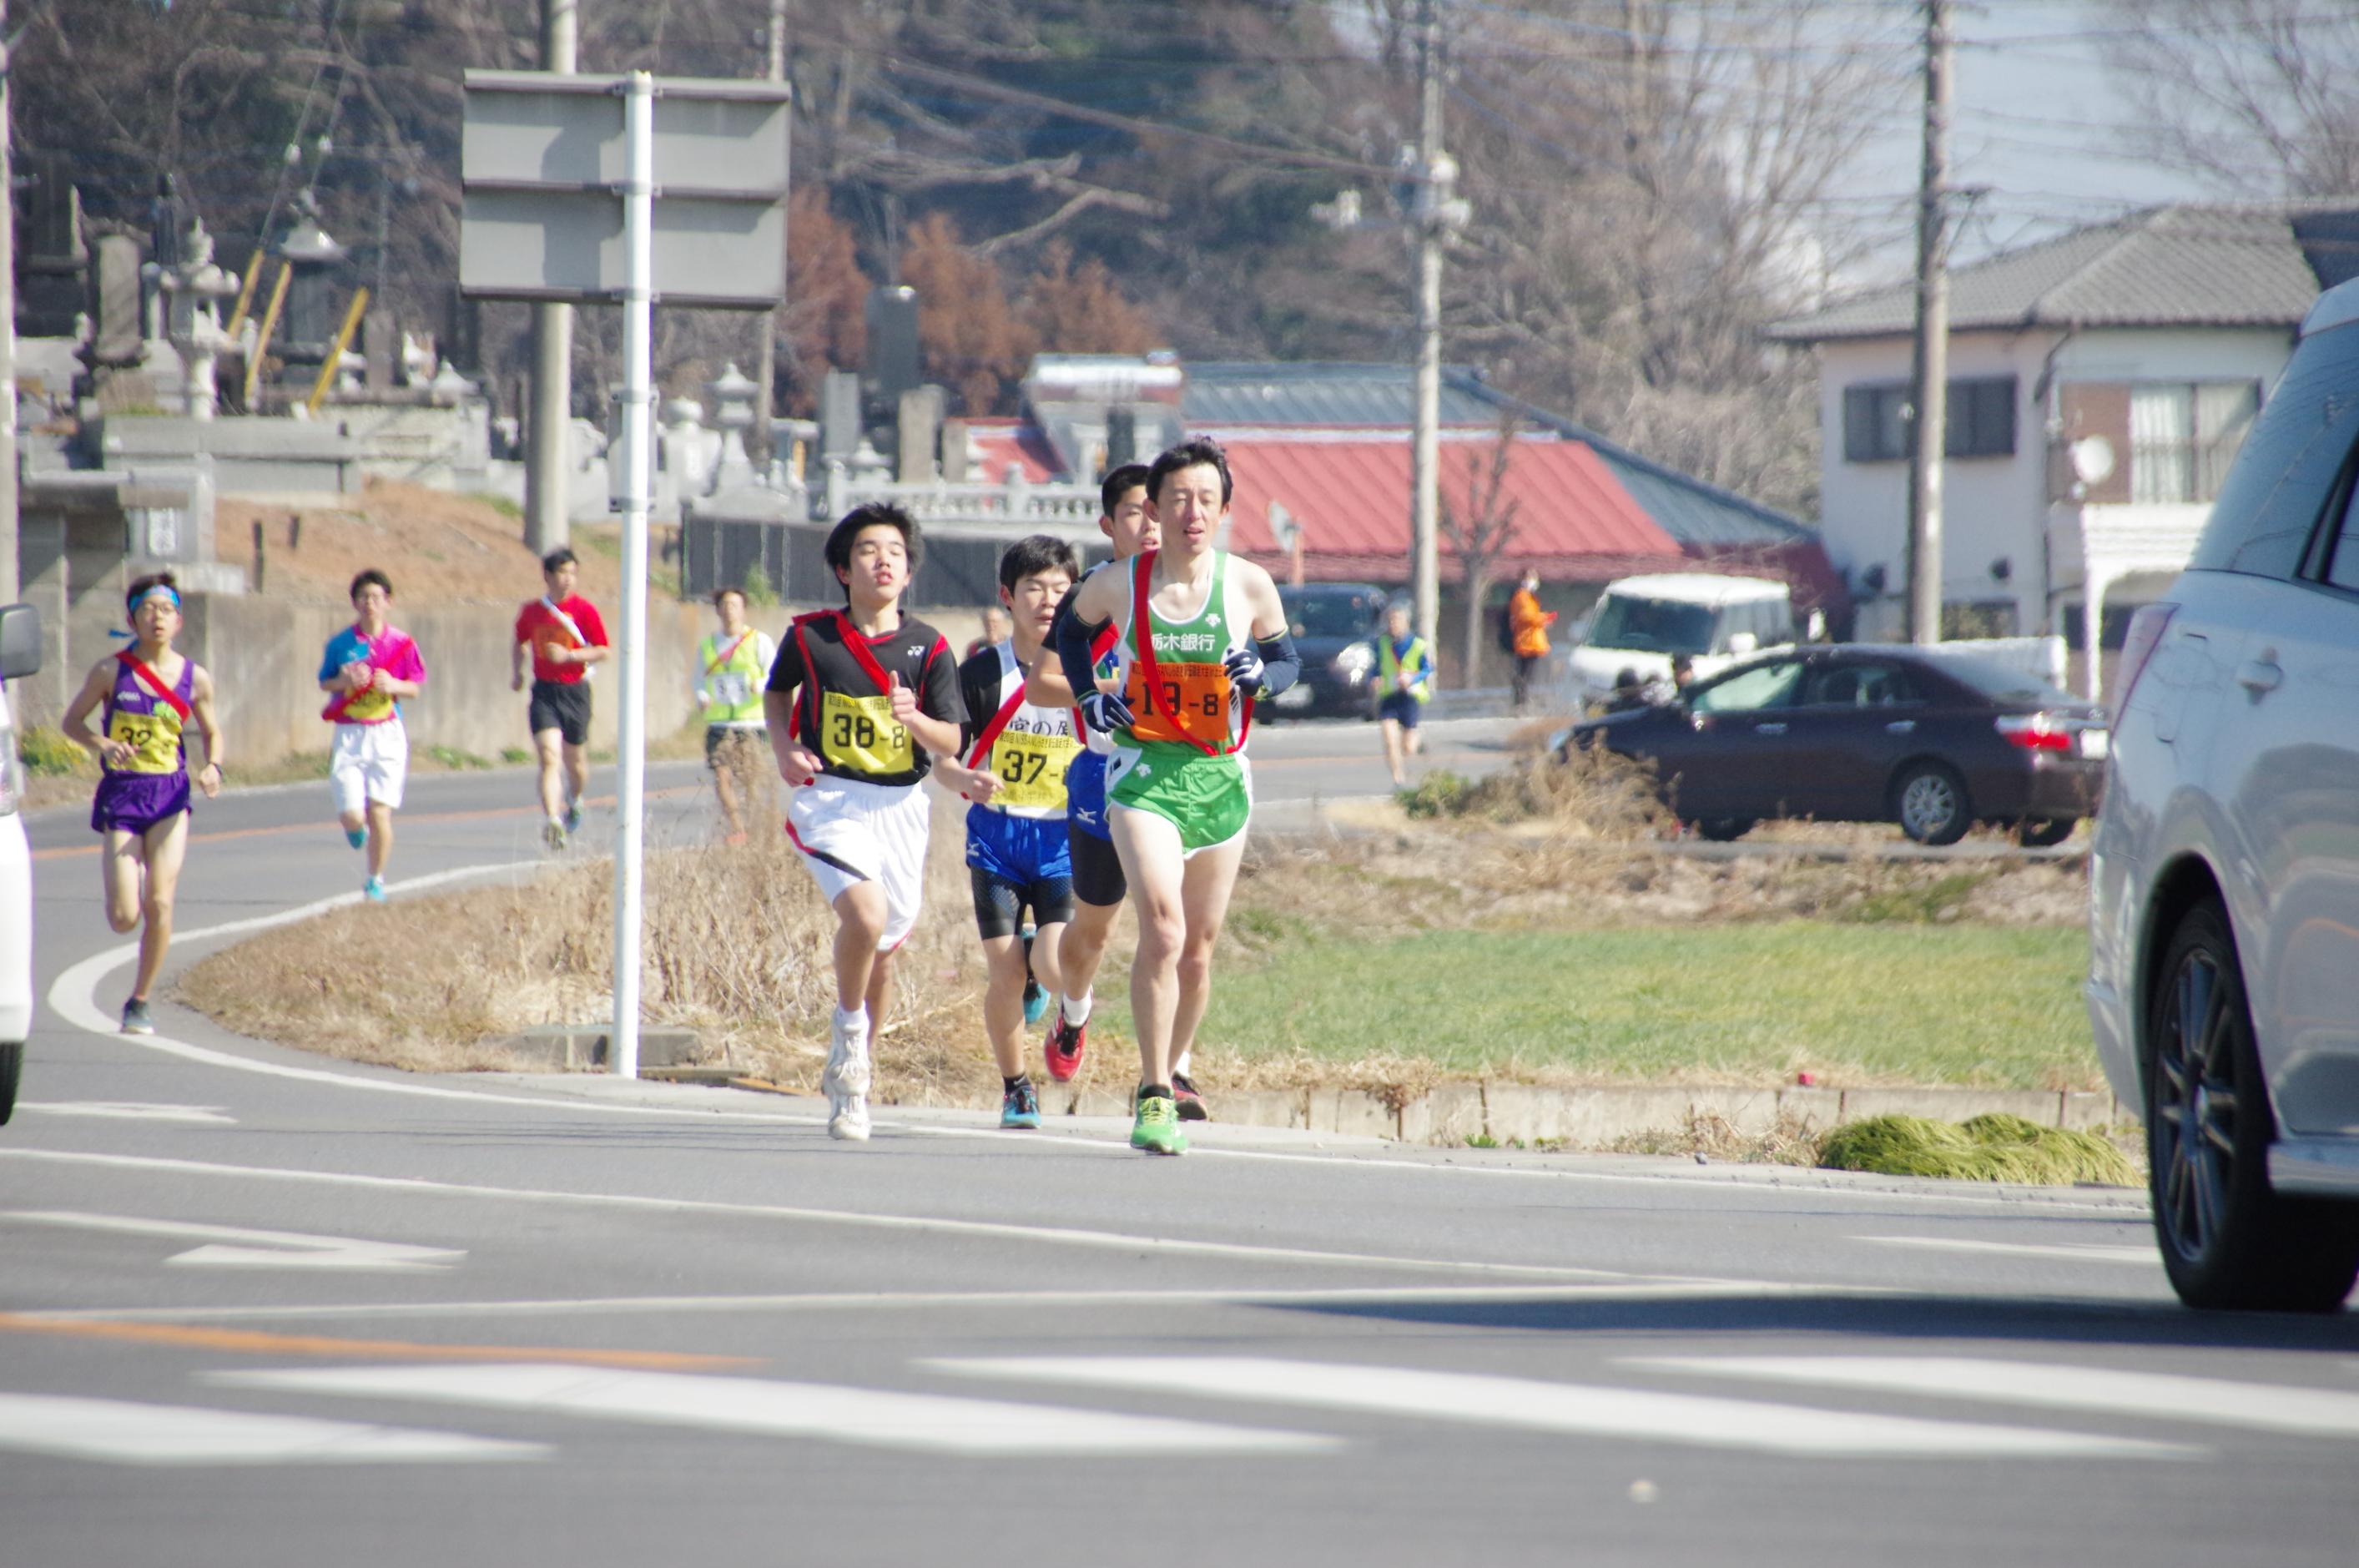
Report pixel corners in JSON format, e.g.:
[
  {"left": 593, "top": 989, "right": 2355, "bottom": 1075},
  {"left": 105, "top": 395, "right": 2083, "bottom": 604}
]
[{"left": 317, "top": 569, "right": 426, "bottom": 902}]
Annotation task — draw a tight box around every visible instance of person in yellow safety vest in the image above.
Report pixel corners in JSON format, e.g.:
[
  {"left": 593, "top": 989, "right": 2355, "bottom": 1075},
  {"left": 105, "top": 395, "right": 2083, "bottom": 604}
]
[
  {"left": 1374, "top": 600, "right": 1433, "bottom": 789},
  {"left": 696, "top": 586, "right": 778, "bottom": 845}
]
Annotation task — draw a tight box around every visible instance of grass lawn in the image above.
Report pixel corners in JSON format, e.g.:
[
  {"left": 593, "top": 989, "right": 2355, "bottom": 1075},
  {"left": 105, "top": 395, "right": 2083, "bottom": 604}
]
[{"left": 1142, "top": 922, "right": 2096, "bottom": 1091}]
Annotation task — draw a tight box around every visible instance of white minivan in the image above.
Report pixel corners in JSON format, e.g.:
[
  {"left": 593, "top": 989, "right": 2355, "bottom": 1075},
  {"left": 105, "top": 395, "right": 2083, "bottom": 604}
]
[
  {"left": 1566, "top": 572, "right": 1804, "bottom": 708},
  {"left": 0, "top": 602, "right": 43, "bottom": 1125}
]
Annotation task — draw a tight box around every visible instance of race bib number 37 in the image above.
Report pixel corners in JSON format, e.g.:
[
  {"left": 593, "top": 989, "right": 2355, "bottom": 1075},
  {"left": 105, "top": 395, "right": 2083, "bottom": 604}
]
[
  {"left": 990, "top": 729, "right": 1081, "bottom": 811},
  {"left": 819, "top": 690, "right": 913, "bottom": 775}
]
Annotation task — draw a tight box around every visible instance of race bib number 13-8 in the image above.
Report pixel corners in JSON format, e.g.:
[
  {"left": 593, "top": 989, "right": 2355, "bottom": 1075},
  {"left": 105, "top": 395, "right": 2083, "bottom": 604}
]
[{"left": 819, "top": 690, "right": 913, "bottom": 775}]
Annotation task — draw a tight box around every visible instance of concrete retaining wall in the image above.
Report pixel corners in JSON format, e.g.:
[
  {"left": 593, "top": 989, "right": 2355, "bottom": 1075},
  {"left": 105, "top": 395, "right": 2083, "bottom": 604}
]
[{"left": 1041, "top": 1081, "right": 2133, "bottom": 1147}]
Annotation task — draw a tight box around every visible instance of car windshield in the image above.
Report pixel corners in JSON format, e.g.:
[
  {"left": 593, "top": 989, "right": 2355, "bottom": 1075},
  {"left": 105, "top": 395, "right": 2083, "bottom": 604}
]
[
  {"left": 1925, "top": 653, "right": 2079, "bottom": 707},
  {"left": 1282, "top": 589, "right": 1384, "bottom": 638},
  {"left": 1586, "top": 593, "right": 1716, "bottom": 655}
]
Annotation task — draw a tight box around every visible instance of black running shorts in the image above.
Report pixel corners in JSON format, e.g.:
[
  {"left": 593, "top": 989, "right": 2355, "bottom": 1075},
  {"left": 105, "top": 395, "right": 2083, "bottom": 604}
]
[
  {"left": 1068, "top": 823, "right": 1126, "bottom": 910},
  {"left": 528, "top": 679, "right": 592, "bottom": 747},
  {"left": 969, "top": 865, "right": 1075, "bottom": 940}
]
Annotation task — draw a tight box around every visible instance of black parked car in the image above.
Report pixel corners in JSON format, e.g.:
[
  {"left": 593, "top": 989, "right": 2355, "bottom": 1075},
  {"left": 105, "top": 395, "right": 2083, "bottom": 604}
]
[
  {"left": 1268, "top": 582, "right": 1389, "bottom": 719},
  {"left": 1560, "top": 644, "right": 2108, "bottom": 845}
]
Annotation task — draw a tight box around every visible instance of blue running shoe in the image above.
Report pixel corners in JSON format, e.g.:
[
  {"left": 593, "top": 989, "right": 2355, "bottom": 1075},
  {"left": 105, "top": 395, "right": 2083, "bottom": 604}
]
[
  {"left": 564, "top": 802, "right": 585, "bottom": 836},
  {"left": 364, "top": 875, "right": 388, "bottom": 903},
  {"left": 1001, "top": 1079, "right": 1041, "bottom": 1130},
  {"left": 345, "top": 825, "right": 367, "bottom": 850}
]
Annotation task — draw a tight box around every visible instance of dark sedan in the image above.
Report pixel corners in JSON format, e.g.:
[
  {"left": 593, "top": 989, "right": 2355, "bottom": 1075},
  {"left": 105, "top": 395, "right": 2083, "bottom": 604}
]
[
  {"left": 1561, "top": 644, "right": 2108, "bottom": 845},
  {"left": 1267, "top": 582, "right": 1389, "bottom": 719}
]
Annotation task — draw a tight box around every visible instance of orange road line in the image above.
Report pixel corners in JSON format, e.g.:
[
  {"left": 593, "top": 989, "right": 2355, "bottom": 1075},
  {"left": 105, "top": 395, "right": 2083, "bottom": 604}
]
[
  {"left": 32, "top": 785, "right": 703, "bottom": 863},
  {"left": 0, "top": 1310, "right": 759, "bottom": 1370}
]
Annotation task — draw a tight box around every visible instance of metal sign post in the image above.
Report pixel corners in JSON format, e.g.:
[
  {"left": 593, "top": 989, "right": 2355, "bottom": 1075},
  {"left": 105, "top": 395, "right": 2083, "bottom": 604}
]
[{"left": 461, "top": 71, "right": 789, "bottom": 1080}]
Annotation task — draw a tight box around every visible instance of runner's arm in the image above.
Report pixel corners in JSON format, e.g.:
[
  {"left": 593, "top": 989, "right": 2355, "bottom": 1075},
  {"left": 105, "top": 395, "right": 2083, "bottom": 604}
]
[
  {"left": 190, "top": 664, "right": 225, "bottom": 794},
  {"left": 762, "top": 633, "right": 821, "bottom": 785},
  {"left": 60, "top": 658, "right": 122, "bottom": 764},
  {"left": 1052, "top": 567, "right": 1121, "bottom": 698},
  {"left": 1227, "top": 561, "right": 1302, "bottom": 697},
  {"left": 900, "top": 643, "right": 964, "bottom": 759},
  {"left": 510, "top": 614, "right": 530, "bottom": 691}
]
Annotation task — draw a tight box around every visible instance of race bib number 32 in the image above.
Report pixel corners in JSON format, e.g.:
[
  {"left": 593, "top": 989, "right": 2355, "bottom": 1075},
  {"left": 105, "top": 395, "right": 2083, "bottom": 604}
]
[
  {"left": 108, "top": 709, "right": 180, "bottom": 774},
  {"left": 819, "top": 690, "right": 913, "bottom": 775}
]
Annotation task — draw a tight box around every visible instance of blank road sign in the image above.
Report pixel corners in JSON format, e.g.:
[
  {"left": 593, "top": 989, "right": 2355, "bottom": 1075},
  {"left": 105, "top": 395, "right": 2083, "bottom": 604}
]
[{"left": 459, "top": 71, "right": 790, "bottom": 307}]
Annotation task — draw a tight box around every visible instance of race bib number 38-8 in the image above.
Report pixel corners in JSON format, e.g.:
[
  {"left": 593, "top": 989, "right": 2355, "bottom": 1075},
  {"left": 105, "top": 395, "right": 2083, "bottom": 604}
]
[{"left": 819, "top": 690, "right": 913, "bottom": 775}]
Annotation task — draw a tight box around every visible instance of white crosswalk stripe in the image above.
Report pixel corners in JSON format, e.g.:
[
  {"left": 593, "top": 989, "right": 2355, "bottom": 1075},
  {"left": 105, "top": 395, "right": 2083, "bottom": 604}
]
[
  {"left": 1627, "top": 1355, "right": 2359, "bottom": 1438},
  {"left": 925, "top": 1357, "right": 2196, "bottom": 1460},
  {"left": 0, "top": 1392, "right": 544, "bottom": 1466},
  {"left": 210, "top": 1363, "right": 1339, "bottom": 1457},
  {"left": 1859, "top": 1236, "right": 2159, "bottom": 1264}
]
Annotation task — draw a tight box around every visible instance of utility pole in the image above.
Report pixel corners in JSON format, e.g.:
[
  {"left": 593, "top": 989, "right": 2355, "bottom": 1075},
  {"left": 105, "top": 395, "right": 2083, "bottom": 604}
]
[
  {"left": 1409, "top": 0, "right": 1447, "bottom": 666},
  {"left": 1905, "top": 0, "right": 1953, "bottom": 647},
  {"left": 753, "top": 0, "right": 785, "bottom": 477},
  {"left": 525, "top": 0, "right": 578, "bottom": 555},
  {"left": 0, "top": 0, "right": 18, "bottom": 607}
]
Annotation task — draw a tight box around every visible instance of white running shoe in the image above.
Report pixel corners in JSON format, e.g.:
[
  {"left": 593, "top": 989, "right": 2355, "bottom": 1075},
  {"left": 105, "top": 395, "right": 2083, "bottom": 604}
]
[
  {"left": 828, "top": 1094, "right": 871, "bottom": 1142},
  {"left": 821, "top": 1014, "right": 871, "bottom": 1101}
]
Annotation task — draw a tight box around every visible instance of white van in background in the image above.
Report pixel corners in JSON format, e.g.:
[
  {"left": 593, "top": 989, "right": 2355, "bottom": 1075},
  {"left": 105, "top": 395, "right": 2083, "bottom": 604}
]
[
  {"left": 0, "top": 602, "right": 44, "bottom": 1126},
  {"left": 1566, "top": 572, "right": 1808, "bottom": 708}
]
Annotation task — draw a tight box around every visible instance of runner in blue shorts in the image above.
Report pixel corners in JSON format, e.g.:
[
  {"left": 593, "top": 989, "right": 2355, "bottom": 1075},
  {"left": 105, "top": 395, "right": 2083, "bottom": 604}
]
[
  {"left": 935, "top": 537, "right": 1084, "bottom": 1130},
  {"left": 60, "top": 572, "right": 226, "bottom": 1036}
]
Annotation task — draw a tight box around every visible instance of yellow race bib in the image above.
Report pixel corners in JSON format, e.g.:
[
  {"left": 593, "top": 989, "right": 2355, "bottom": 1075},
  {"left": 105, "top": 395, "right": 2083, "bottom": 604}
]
[
  {"left": 819, "top": 690, "right": 913, "bottom": 775},
  {"left": 108, "top": 708, "right": 182, "bottom": 774},
  {"left": 988, "top": 728, "right": 1081, "bottom": 813}
]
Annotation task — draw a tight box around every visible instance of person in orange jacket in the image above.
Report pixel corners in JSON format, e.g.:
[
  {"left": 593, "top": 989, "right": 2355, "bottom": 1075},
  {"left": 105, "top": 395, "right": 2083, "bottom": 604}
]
[{"left": 1507, "top": 570, "right": 1557, "bottom": 711}]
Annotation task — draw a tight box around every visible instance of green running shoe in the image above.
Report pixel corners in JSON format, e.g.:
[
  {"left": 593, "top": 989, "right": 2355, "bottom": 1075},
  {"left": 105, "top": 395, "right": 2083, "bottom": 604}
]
[{"left": 1130, "top": 1092, "right": 1187, "bottom": 1156}]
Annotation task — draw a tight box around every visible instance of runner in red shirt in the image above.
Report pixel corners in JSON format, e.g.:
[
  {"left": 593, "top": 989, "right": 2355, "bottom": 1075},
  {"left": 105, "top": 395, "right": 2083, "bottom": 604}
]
[{"left": 510, "top": 547, "right": 610, "bottom": 850}]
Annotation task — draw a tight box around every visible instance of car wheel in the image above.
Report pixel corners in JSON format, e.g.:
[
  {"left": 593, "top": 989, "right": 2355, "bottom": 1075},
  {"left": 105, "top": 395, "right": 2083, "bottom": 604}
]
[
  {"left": 0, "top": 1041, "right": 18, "bottom": 1127},
  {"left": 2016, "top": 817, "right": 2075, "bottom": 848},
  {"left": 2146, "top": 901, "right": 2359, "bottom": 1312},
  {"left": 1693, "top": 817, "right": 1757, "bottom": 842},
  {"left": 1893, "top": 761, "right": 1971, "bottom": 845}
]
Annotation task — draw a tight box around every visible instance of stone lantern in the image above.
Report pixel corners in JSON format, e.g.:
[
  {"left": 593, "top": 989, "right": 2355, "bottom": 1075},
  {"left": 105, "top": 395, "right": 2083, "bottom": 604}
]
[
  {"left": 160, "top": 217, "right": 239, "bottom": 420},
  {"left": 708, "top": 361, "right": 758, "bottom": 490}
]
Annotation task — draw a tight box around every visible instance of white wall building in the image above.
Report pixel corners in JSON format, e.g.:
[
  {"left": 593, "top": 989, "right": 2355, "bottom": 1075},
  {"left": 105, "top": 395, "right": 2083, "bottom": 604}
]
[{"left": 1768, "top": 204, "right": 2359, "bottom": 700}]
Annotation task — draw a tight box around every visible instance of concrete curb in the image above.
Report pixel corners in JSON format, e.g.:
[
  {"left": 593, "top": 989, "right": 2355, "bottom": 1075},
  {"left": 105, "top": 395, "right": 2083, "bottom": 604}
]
[{"left": 1036, "top": 1079, "right": 2133, "bottom": 1148}]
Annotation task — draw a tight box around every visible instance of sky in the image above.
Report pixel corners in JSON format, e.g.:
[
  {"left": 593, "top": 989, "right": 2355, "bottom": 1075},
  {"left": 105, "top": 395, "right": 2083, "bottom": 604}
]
[{"left": 1846, "top": 2, "right": 2223, "bottom": 280}]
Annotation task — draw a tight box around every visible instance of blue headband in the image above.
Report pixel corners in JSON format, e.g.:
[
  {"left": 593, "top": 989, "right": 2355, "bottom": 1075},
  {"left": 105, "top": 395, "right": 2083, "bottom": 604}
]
[{"left": 128, "top": 584, "right": 181, "bottom": 616}]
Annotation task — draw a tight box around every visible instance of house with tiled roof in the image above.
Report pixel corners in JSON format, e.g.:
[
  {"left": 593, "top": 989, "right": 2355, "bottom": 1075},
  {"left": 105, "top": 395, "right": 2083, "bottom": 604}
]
[{"left": 1768, "top": 202, "right": 2359, "bottom": 698}]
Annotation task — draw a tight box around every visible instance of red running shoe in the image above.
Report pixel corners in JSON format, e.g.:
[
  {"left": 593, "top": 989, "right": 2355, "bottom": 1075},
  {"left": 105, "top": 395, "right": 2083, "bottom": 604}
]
[
  {"left": 1044, "top": 1016, "right": 1086, "bottom": 1081},
  {"left": 1172, "top": 1071, "right": 1209, "bottom": 1122}
]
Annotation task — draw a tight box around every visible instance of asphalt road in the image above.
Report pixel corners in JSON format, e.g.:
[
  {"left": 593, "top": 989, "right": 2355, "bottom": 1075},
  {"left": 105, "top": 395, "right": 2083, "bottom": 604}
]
[{"left": 3, "top": 731, "right": 2352, "bottom": 1567}]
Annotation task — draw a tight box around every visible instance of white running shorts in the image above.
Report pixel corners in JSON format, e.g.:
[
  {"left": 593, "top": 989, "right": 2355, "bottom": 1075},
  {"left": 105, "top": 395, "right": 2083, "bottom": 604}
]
[
  {"left": 330, "top": 717, "right": 410, "bottom": 814},
  {"left": 784, "top": 774, "right": 932, "bottom": 950}
]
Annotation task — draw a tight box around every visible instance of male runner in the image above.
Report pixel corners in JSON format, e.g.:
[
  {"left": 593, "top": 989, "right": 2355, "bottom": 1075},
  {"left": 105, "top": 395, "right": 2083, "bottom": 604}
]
[
  {"left": 1022, "top": 464, "right": 1160, "bottom": 1095},
  {"left": 318, "top": 568, "right": 426, "bottom": 900},
  {"left": 764, "top": 504, "right": 962, "bottom": 1142},
  {"left": 934, "top": 536, "right": 1082, "bottom": 1131},
  {"left": 511, "top": 547, "right": 610, "bottom": 850},
  {"left": 1054, "top": 440, "right": 1299, "bottom": 1154},
  {"left": 695, "top": 586, "right": 776, "bottom": 845},
  {"left": 60, "top": 573, "right": 225, "bottom": 1035}
]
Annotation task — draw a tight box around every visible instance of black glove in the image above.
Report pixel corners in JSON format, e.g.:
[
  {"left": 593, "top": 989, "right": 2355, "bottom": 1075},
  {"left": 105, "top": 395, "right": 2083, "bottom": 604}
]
[
  {"left": 1080, "top": 688, "right": 1135, "bottom": 732},
  {"left": 1222, "top": 644, "right": 1268, "bottom": 698}
]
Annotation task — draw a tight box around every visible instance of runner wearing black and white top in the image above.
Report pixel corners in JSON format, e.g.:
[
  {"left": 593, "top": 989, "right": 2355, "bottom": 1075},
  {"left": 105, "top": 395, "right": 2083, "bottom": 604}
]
[{"left": 764, "top": 504, "right": 962, "bottom": 1142}]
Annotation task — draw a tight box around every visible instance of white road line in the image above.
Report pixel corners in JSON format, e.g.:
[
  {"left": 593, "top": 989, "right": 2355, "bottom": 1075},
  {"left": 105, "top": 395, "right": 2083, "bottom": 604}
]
[
  {"left": 1860, "top": 1236, "right": 2158, "bottom": 1264},
  {"left": 27, "top": 1279, "right": 1879, "bottom": 1324},
  {"left": 1626, "top": 1356, "right": 2359, "bottom": 1439},
  {"left": 210, "top": 1364, "right": 1339, "bottom": 1458},
  {"left": 13, "top": 1102, "right": 236, "bottom": 1125},
  {"left": 927, "top": 1357, "right": 2197, "bottom": 1460},
  {"left": 0, "top": 1147, "right": 1699, "bottom": 1283},
  {"left": 0, "top": 1211, "right": 465, "bottom": 1272},
  {"left": 41, "top": 862, "right": 2140, "bottom": 1215},
  {"left": 0, "top": 1391, "right": 543, "bottom": 1466}
]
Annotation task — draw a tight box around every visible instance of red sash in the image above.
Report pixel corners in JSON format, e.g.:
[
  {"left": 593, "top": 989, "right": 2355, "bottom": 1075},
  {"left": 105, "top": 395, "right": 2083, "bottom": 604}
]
[
  {"left": 1128, "top": 552, "right": 1251, "bottom": 758},
  {"left": 704, "top": 631, "right": 754, "bottom": 675},
  {"left": 116, "top": 650, "right": 192, "bottom": 723}
]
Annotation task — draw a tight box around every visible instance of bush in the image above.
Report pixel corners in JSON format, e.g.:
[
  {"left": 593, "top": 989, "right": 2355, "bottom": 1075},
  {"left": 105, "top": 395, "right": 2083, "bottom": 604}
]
[
  {"left": 18, "top": 725, "right": 91, "bottom": 777},
  {"left": 1396, "top": 749, "right": 1669, "bottom": 839},
  {"left": 1818, "top": 1112, "right": 2139, "bottom": 1186},
  {"left": 740, "top": 564, "right": 779, "bottom": 608}
]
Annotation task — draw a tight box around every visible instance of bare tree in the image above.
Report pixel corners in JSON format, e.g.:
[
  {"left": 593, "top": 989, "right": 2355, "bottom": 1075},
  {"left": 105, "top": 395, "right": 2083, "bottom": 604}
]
[
  {"left": 1438, "top": 419, "right": 1523, "bottom": 689},
  {"left": 2104, "top": 0, "right": 2359, "bottom": 196}
]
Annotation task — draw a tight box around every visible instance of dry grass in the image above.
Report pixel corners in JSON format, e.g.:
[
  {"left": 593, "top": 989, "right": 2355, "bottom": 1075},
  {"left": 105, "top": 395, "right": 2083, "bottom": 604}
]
[
  {"left": 180, "top": 763, "right": 2098, "bottom": 1111},
  {"left": 1605, "top": 1109, "right": 1828, "bottom": 1167}
]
